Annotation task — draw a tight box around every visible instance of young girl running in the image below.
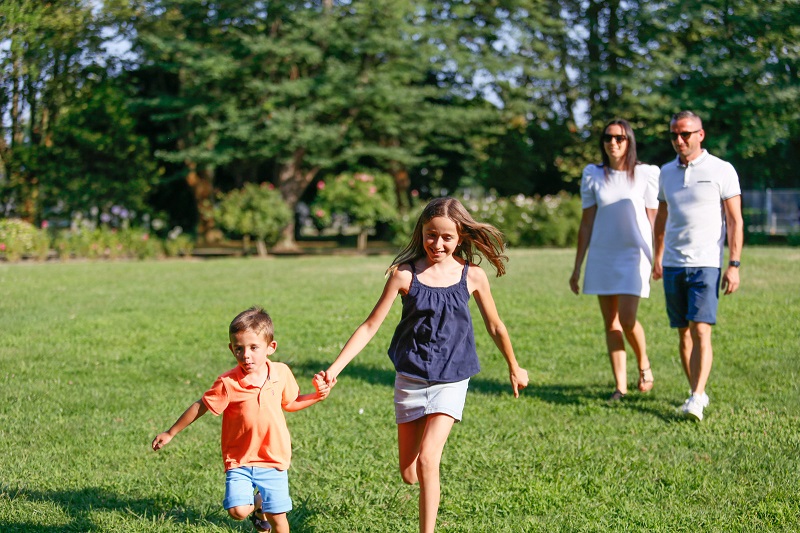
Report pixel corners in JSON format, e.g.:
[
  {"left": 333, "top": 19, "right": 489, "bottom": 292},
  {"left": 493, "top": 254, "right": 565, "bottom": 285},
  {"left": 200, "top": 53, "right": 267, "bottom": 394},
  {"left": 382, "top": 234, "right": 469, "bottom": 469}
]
[{"left": 323, "top": 197, "right": 529, "bottom": 533}]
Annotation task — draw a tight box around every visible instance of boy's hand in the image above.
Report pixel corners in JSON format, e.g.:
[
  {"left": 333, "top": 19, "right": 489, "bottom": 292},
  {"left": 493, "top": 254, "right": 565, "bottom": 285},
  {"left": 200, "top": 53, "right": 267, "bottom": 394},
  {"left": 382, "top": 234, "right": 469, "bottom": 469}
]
[
  {"left": 509, "top": 366, "right": 529, "bottom": 398},
  {"left": 151, "top": 432, "right": 173, "bottom": 451},
  {"left": 313, "top": 372, "right": 331, "bottom": 400}
]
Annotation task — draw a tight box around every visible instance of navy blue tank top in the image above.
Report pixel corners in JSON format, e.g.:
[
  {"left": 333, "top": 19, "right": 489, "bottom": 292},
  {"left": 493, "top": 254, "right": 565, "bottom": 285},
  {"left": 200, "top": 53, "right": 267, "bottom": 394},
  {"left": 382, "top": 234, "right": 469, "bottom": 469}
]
[{"left": 387, "top": 262, "right": 481, "bottom": 382}]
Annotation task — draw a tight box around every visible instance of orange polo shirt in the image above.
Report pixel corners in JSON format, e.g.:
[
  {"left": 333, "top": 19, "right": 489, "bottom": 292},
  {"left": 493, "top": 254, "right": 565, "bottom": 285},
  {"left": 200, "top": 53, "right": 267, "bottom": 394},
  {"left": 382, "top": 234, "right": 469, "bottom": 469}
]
[{"left": 202, "top": 361, "right": 299, "bottom": 471}]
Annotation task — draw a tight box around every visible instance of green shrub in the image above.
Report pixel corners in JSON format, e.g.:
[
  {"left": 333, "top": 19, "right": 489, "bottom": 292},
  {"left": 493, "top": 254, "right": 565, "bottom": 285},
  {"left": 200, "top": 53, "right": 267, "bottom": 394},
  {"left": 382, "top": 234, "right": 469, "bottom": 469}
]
[
  {"left": 216, "top": 183, "right": 292, "bottom": 254},
  {"left": 745, "top": 231, "right": 770, "bottom": 245},
  {"left": 526, "top": 192, "right": 582, "bottom": 247},
  {"left": 53, "top": 229, "right": 92, "bottom": 259},
  {"left": 390, "top": 201, "right": 425, "bottom": 247},
  {"left": 459, "top": 191, "right": 582, "bottom": 247},
  {"left": 0, "top": 219, "right": 50, "bottom": 262},
  {"left": 53, "top": 227, "right": 117, "bottom": 259},
  {"left": 51, "top": 226, "right": 172, "bottom": 260},
  {"left": 163, "top": 228, "right": 195, "bottom": 257}
]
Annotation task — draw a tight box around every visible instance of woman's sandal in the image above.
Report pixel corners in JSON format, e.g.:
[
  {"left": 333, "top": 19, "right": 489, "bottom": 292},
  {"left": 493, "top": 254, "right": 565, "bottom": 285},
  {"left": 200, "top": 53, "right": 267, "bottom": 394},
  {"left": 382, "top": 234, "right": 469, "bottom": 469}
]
[
  {"left": 249, "top": 512, "right": 272, "bottom": 532},
  {"left": 638, "top": 367, "right": 654, "bottom": 393}
]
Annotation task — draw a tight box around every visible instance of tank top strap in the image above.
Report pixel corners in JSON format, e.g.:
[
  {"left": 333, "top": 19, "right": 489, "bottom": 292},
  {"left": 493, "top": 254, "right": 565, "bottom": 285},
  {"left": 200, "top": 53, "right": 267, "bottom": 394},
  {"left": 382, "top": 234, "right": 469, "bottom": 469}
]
[
  {"left": 408, "top": 261, "right": 418, "bottom": 280},
  {"left": 460, "top": 262, "right": 470, "bottom": 283}
]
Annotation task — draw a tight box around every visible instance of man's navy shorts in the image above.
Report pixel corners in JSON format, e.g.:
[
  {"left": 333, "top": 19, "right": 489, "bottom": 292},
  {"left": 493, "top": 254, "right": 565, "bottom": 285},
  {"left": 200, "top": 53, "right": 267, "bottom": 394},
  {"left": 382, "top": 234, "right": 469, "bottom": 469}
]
[{"left": 663, "top": 267, "right": 720, "bottom": 328}]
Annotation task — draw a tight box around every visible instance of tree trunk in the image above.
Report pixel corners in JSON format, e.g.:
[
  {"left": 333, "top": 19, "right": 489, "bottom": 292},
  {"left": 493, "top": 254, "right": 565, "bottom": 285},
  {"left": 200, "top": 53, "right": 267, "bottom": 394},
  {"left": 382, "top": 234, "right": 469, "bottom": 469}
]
[
  {"left": 357, "top": 229, "right": 368, "bottom": 252},
  {"left": 11, "top": 54, "right": 24, "bottom": 148},
  {"left": 256, "top": 239, "right": 268, "bottom": 257},
  {"left": 275, "top": 148, "right": 319, "bottom": 252},
  {"left": 185, "top": 161, "right": 218, "bottom": 243},
  {"left": 586, "top": 0, "right": 602, "bottom": 114},
  {"left": 391, "top": 166, "right": 411, "bottom": 211}
]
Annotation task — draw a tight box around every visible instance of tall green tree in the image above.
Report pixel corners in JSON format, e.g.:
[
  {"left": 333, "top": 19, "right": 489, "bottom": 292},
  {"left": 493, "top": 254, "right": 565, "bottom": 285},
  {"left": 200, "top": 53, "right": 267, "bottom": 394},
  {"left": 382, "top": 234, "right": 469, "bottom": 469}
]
[
  {"left": 130, "top": 0, "right": 252, "bottom": 240},
  {"left": 454, "top": 0, "right": 582, "bottom": 193},
  {"left": 1, "top": 0, "right": 64, "bottom": 219},
  {"left": 551, "top": 0, "right": 800, "bottom": 185},
  {"left": 1, "top": 0, "right": 157, "bottom": 221},
  {"left": 640, "top": 0, "right": 800, "bottom": 183},
  {"left": 30, "top": 77, "right": 160, "bottom": 218},
  {"left": 132, "top": 0, "right": 522, "bottom": 245}
]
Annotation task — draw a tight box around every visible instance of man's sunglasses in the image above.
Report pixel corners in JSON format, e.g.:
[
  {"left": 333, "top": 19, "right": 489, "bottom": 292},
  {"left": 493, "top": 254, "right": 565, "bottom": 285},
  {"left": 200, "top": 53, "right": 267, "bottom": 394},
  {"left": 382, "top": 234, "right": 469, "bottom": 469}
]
[
  {"left": 669, "top": 129, "right": 701, "bottom": 141},
  {"left": 602, "top": 134, "right": 627, "bottom": 143}
]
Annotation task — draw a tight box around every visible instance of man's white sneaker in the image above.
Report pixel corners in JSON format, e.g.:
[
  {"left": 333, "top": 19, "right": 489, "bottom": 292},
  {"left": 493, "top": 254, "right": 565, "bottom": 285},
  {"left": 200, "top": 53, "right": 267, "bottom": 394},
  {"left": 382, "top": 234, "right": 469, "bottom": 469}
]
[
  {"left": 681, "top": 391, "right": 709, "bottom": 412},
  {"left": 680, "top": 396, "right": 691, "bottom": 412},
  {"left": 683, "top": 394, "right": 706, "bottom": 421},
  {"left": 699, "top": 392, "right": 710, "bottom": 407}
]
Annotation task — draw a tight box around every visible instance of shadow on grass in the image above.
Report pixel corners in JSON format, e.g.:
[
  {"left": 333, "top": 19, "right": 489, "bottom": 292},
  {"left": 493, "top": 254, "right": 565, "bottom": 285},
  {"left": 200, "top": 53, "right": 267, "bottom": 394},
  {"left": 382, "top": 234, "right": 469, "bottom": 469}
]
[
  {"left": 289, "top": 358, "right": 521, "bottom": 397},
  {"left": 5, "top": 486, "right": 322, "bottom": 532},
  {"left": 616, "top": 395, "right": 692, "bottom": 423},
  {"left": 287, "top": 358, "right": 396, "bottom": 388},
  {"left": 290, "top": 358, "right": 610, "bottom": 403},
  {"left": 288, "top": 359, "right": 687, "bottom": 422}
]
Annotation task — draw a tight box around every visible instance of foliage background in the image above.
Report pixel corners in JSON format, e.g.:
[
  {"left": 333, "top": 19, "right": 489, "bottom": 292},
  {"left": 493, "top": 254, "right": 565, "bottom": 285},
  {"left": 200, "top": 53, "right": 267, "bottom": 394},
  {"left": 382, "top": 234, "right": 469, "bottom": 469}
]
[{"left": 1, "top": 0, "right": 798, "bottom": 242}]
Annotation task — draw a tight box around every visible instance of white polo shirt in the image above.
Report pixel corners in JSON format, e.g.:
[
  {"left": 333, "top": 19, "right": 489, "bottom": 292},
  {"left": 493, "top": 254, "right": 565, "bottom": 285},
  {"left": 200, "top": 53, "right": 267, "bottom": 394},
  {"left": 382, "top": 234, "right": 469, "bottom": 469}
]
[{"left": 658, "top": 149, "right": 741, "bottom": 268}]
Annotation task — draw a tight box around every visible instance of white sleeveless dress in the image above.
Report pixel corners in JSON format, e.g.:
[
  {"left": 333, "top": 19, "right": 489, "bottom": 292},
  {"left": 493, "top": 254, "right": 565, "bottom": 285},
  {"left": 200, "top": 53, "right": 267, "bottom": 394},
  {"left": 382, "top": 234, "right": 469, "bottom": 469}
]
[{"left": 580, "top": 164, "right": 660, "bottom": 297}]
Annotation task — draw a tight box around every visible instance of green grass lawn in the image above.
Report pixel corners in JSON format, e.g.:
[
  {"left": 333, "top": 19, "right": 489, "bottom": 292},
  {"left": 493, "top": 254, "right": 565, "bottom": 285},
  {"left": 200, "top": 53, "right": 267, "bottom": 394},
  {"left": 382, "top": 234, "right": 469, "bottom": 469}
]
[{"left": 1, "top": 248, "right": 798, "bottom": 532}]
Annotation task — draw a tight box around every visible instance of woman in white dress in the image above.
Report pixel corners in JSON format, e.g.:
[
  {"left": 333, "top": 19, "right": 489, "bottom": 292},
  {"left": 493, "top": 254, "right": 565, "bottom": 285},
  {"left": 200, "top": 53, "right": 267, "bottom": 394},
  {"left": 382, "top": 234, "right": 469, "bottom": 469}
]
[{"left": 569, "top": 119, "right": 658, "bottom": 401}]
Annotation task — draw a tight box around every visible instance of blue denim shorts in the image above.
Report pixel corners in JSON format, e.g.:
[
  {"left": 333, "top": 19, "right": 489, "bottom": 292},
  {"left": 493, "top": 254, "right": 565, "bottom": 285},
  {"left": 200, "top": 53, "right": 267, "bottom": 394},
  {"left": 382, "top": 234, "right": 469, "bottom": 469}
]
[
  {"left": 394, "top": 373, "right": 469, "bottom": 424},
  {"left": 223, "top": 466, "right": 292, "bottom": 514},
  {"left": 662, "top": 267, "right": 720, "bottom": 328}
]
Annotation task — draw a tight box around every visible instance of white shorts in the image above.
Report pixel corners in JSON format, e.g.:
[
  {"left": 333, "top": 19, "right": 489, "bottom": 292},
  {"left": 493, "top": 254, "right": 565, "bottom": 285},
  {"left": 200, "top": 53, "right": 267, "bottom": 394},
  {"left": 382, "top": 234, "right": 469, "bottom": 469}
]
[{"left": 394, "top": 373, "right": 469, "bottom": 424}]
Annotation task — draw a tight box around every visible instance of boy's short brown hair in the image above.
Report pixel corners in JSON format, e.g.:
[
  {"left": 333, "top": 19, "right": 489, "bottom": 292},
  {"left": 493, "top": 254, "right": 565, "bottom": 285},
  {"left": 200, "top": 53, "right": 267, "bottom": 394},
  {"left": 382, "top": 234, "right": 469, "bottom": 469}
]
[{"left": 229, "top": 306, "right": 274, "bottom": 342}]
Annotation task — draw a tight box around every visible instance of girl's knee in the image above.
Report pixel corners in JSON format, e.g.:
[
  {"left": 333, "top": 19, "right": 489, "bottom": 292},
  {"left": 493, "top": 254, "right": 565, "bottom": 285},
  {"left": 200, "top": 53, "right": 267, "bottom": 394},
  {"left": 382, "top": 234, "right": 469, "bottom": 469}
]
[
  {"left": 400, "top": 465, "right": 418, "bottom": 484},
  {"left": 416, "top": 452, "right": 441, "bottom": 476}
]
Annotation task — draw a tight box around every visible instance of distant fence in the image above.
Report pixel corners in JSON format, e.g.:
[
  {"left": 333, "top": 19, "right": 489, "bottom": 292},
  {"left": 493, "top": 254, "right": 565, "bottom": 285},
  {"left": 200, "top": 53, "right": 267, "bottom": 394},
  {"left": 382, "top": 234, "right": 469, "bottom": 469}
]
[{"left": 742, "top": 189, "right": 800, "bottom": 235}]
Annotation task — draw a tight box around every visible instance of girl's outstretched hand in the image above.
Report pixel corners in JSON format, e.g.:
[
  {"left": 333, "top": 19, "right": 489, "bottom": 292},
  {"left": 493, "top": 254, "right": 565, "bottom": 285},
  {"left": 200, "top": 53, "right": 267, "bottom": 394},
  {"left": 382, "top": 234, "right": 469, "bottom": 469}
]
[
  {"left": 509, "top": 366, "right": 529, "bottom": 398},
  {"left": 322, "top": 369, "right": 338, "bottom": 388}
]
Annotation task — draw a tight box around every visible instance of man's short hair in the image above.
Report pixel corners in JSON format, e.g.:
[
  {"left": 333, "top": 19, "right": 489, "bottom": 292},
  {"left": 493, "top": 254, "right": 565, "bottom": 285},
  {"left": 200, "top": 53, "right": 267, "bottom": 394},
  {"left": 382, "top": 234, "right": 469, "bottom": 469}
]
[{"left": 671, "top": 110, "right": 703, "bottom": 128}]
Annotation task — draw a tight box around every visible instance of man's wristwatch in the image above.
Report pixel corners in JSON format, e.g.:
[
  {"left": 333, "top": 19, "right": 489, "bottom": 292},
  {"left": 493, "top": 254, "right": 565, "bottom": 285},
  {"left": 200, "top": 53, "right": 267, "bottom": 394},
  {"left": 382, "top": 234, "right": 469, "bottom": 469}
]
[{"left": 729, "top": 260, "right": 741, "bottom": 268}]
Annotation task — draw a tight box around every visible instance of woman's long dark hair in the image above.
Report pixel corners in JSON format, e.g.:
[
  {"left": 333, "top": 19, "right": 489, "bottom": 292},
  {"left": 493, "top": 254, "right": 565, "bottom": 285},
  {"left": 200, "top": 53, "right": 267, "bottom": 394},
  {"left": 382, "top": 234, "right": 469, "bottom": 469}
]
[{"left": 600, "top": 118, "right": 639, "bottom": 182}]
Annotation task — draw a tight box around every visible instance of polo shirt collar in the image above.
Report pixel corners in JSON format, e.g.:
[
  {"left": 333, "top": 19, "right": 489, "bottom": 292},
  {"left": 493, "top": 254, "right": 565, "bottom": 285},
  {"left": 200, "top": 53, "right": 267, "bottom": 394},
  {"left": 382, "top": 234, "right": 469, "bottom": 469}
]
[
  {"left": 676, "top": 149, "right": 709, "bottom": 168},
  {"left": 235, "top": 360, "right": 273, "bottom": 388}
]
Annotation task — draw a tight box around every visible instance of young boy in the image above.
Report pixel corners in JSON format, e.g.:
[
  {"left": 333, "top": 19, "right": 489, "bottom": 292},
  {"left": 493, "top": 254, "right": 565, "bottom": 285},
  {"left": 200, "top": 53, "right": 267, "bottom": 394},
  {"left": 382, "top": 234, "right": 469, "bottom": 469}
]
[{"left": 152, "top": 306, "right": 329, "bottom": 533}]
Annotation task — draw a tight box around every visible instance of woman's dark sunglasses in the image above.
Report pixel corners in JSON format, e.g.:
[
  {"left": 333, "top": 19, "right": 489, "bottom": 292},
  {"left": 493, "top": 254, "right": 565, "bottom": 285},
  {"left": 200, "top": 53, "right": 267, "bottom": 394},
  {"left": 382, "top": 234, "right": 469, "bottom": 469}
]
[
  {"left": 602, "top": 134, "right": 627, "bottom": 143},
  {"left": 669, "top": 129, "right": 701, "bottom": 141}
]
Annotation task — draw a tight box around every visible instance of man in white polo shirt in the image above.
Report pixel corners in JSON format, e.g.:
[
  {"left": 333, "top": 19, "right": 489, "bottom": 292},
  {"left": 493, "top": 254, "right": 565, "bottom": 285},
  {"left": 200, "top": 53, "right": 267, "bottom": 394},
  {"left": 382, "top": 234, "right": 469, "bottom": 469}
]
[{"left": 653, "top": 110, "right": 743, "bottom": 421}]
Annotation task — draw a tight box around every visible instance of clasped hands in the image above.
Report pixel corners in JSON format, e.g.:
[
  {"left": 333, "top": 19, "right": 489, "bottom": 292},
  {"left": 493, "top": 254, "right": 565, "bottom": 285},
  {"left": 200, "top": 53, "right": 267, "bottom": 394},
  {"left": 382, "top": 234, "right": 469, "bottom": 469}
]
[{"left": 312, "top": 371, "right": 335, "bottom": 399}]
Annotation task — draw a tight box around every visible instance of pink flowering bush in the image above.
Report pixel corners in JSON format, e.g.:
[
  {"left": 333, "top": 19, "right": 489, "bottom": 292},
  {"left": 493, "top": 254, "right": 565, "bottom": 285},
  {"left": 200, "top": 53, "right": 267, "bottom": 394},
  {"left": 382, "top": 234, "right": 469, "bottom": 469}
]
[{"left": 311, "top": 171, "right": 398, "bottom": 249}]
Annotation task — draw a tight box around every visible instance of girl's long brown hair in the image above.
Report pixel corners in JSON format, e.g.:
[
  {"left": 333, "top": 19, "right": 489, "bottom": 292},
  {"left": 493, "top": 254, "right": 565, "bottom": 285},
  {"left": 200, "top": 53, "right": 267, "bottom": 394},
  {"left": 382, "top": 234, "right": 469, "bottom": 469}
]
[{"left": 388, "top": 197, "right": 508, "bottom": 277}]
